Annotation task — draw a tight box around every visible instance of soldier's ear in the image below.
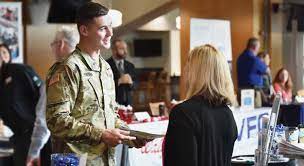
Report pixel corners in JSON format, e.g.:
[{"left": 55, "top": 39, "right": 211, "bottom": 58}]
[
  {"left": 59, "top": 39, "right": 65, "bottom": 50},
  {"left": 79, "top": 25, "right": 89, "bottom": 36}
]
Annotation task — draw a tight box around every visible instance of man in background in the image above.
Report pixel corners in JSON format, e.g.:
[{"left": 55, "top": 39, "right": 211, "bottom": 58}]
[
  {"left": 237, "top": 37, "right": 270, "bottom": 106},
  {"left": 107, "top": 39, "right": 136, "bottom": 106},
  {"left": 237, "top": 37, "right": 269, "bottom": 89},
  {"left": 46, "top": 26, "right": 79, "bottom": 85},
  {"left": 26, "top": 26, "right": 79, "bottom": 166}
]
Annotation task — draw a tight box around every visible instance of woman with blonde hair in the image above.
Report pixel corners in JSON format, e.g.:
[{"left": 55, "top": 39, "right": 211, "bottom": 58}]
[{"left": 163, "top": 44, "right": 237, "bottom": 166}]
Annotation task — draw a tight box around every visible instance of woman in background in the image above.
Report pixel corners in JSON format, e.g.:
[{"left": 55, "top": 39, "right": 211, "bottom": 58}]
[
  {"left": 163, "top": 45, "right": 238, "bottom": 166},
  {"left": 0, "top": 43, "right": 12, "bottom": 64},
  {"left": 273, "top": 68, "right": 293, "bottom": 103}
]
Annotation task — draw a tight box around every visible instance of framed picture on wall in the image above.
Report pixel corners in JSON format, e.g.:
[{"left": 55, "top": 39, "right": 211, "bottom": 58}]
[{"left": 0, "top": 2, "right": 23, "bottom": 63}]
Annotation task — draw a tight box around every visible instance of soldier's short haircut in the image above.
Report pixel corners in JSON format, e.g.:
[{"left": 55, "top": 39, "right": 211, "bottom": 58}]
[
  {"left": 246, "top": 37, "right": 260, "bottom": 49},
  {"left": 75, "top": 2, "right": 109, "bottom": 29},
  {"left": 57, "top": 26, "right": 79, "bottom": 48}
]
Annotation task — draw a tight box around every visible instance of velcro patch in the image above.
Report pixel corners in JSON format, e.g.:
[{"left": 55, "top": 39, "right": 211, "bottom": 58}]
[
  {"left": 48, "top": 74, "right": 60, "bottom": 86},
  {"left": 84, "top": 72, "right": 93, "bottom": 77}
]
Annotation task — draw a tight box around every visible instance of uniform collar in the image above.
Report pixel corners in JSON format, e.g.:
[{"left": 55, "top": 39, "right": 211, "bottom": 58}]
[{"left": 76, "top": 46, "right": 101, "bottom": 72}]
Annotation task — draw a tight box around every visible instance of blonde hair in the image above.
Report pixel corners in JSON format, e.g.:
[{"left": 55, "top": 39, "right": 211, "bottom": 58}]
[{"left": 185, "top": 44, "right": 236, "bottom": 106}]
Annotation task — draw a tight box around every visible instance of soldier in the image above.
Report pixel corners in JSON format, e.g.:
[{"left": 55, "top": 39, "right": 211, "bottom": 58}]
[
  {"left": 46, "top": 2, "right": 147, "bottom": 166},
  {"left": 26, "top": 26, "right": 79, "bottom": 166}
]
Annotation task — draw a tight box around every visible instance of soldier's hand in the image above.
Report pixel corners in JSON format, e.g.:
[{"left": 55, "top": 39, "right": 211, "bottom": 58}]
[
  {"left": 132, "top": 138, "right": 154, "bottom": 148},
  {"left": 101, "top": 129, "right": 136, "bottom": 147}
]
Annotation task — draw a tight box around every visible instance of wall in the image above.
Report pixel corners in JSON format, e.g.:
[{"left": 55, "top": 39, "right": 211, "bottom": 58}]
[
  {"left": 283, "top": 33, "right": 304, "bottom": 91},
  {"left": 25, "top": 0, "right": 177, "bottom": 79},
  {"left": 26, "top": 24, "right": 76, "bottom": 79},
  {"left": 253, "top": 0, "right": 264, "bottom": 38},
  {"left": 270, "top": 0, "right": 284, "bottom": 78},
  {"left": 119, "top": 31, "right": 170, "bottom": 70},
  {"left": 180, "top": 0, "right": 254, "bottom": 98},
  {"left": 169, "top": 30, "right": 181, "bottom": 76},
  {"left": 106, "top": 30, "right": 180, "bottom": 77},
  {"left": 112, "top": 0, "right": 171, "bottom": 25},
  {"left": 138, "top": 8, "right": 179, "bottom": 31}
]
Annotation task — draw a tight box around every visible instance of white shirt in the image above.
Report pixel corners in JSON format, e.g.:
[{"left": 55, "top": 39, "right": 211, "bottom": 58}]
[
  {"left": 27, "top": 84, "right": 51, "bottom": 158},
  {"left": 114, "top": 58, "right": 124, "bottom": 72}
]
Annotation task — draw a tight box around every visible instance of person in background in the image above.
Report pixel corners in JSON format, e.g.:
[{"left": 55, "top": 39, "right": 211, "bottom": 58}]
[
  {"left": 0, "top": 50, "right": 45, "bottom": 166},
  {"left": 237, "top": 37, "right": 270, "bottom": 107},
  {"left": 46, "top": 26, "right": 79, "bottom": 86},
  {"left": 237, "top": 38, "right": 270, "bottom": 89},
  {"left": 107, "top": 39, "right": 136, "bottom": 106},
  {"left": 26, "top": 26, "right": 79, "bottom": 166},
  {"left": 164, "top": 44, "right": 238, "bottom": 166},
  {"left": 273, "top": 68, "right": 293, "bottom": 103},
  {"left": 107, "top": 39, "right": 136, "bottom": 166},
  {"left": 257, "top": 51, "right": 273, "bottom": 105},
  {"left": 0, "top": 43, "right": 12, "bottom": 64}
]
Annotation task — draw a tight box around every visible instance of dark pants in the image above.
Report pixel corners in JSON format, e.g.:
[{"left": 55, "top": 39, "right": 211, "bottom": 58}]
[
  {"left": 11, "top": 134, "right": 31, "bottom": 166},
  {"left": 40, "top": 138, "right": 52, "bottom": 166},
  {"left": 10, "top": 133, "right": 52, "bottom": 166}
]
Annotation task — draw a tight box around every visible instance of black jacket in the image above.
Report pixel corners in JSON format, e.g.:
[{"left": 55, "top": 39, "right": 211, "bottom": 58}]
[
  {"left": 0, "top": 63, "right": 42, "bottom": 135},
  {"left": 164, "top": 96, "right": 238, "bottom": 166},
  {"left": 106, "top": 57, "right": 136, "bottom": 106}
]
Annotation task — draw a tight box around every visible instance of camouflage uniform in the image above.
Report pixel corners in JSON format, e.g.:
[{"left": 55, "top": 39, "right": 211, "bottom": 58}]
[
  {"left": 46, "top": 62, "right": 61, "bottom": 89},
  {"left": 46, "top": 47, "right": 127, "bottom": 166}
]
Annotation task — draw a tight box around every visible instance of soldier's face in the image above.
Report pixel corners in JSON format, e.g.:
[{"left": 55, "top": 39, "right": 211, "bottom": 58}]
[{"left": 87, "top": 15, "right": 113, "bottom": 50}]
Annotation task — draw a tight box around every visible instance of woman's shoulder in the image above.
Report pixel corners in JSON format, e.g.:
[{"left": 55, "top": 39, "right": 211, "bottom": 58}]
[
  {"left": 169, "top": 99, "right": 200, "bottom": 129},
  {"left": 172, "top": 97, "right": 202, "bottom": 111},
  {"left": 170, "top": 97, "right": 215, "bottom": 117}
]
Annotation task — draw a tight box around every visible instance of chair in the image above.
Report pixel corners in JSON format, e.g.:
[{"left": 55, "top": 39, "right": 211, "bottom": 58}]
[
  {"left": 297, "top": 89, "right": 304, "bottom": 97},
  {"left": 149, "top": 102, "right": 166, "bottom": 116}
]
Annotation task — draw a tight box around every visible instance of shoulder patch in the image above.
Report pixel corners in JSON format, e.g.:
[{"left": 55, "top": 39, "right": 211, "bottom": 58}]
[{"left": 48, "top": 74, "right": 60, "bottom": 86}]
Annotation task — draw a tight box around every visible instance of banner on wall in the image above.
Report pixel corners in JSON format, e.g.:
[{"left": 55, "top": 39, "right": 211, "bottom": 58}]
[
  {"left": 190, "top": 18, "right": 232, "bottom": 61},
  {"left": 127, "top": 107, "right": 272, "bottom": 166},
  {"left": 0, "top": 2, "right": 23, "bottom": 63}
]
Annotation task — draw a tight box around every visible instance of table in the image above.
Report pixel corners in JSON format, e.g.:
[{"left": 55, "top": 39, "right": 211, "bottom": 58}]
[
  {"left": 116, "top": 108, "right": 272, "bottom": 166},
  {"left": 116, "top": 106, "right": 303, "bottom": 166},
  {"left": 127, "top": 120, "right": 168, "bottom": 166}
]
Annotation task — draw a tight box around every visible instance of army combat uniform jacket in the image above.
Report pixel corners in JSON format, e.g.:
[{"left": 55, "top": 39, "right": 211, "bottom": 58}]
[{"left": 46, "top": 47, "right": 127, "bottom": 166}]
